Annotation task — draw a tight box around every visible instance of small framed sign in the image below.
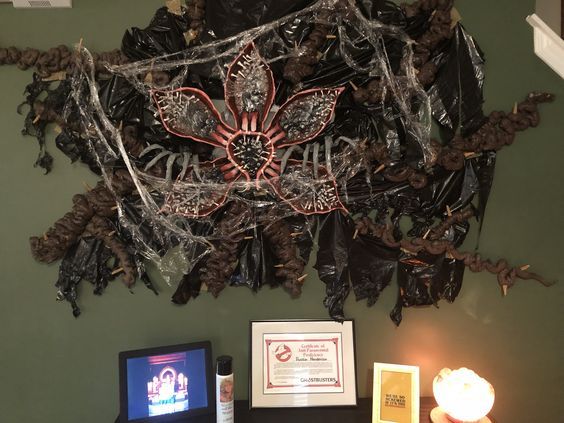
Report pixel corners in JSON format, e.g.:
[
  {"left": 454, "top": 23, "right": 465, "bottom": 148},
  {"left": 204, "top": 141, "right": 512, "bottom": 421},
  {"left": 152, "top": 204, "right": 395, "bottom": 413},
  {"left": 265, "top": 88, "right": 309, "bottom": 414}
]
[
  {"left": 372, "top": 363, "right": 419, "bottom": 423},
  {"left": 249, "top": 319, "right": 357, "bottom": 408}
]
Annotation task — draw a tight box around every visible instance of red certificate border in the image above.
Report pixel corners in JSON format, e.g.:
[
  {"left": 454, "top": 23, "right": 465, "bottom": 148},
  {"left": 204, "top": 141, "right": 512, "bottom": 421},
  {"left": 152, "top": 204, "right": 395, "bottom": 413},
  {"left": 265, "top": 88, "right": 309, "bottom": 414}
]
[{"left": 264, "top": 337, "right": 342, "bottom": 390}]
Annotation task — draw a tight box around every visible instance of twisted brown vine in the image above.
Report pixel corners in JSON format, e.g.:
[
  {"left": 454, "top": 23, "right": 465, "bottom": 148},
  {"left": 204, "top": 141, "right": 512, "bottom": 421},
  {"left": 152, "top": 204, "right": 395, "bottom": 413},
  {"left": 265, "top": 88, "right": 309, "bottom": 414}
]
[
  {"left": 30, "top": 169, "right": 135, "bottom": 261},
  {"left": 354, "top": 216, "right": 553, "bottom": 291},
  {"left": 427, "top": 206, "right": 474, "bottom": 240},
  {"left": 283, "top": 0, "right": 352, "bottom": 84},
  {"left": 199, "top": 202, "right": 249, "bottom": 297},
  {"left": 437, "top": 92, "right": 554, "bottom": 170},
  {"left": 353, "top": 0, "right": 454, "bottom": 104},
  {"left": 0, "top": 45, "right": 128, "bottom": 78},
  {"left": 263, "top": 219, "right": 307, "bottom": 298},
  {"left": 84, "top": 215, "right": 137, "bottom": 287},
  {"left": 351, "top": 92, "right": 554, "bottom": 189}
]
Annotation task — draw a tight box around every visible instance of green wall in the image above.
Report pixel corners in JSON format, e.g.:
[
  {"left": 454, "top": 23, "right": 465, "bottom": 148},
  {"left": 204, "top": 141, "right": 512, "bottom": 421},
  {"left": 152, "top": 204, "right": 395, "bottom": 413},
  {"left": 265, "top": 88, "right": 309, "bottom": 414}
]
[{"left": 0, "top": 1, "right": 562, "bottom": 422}]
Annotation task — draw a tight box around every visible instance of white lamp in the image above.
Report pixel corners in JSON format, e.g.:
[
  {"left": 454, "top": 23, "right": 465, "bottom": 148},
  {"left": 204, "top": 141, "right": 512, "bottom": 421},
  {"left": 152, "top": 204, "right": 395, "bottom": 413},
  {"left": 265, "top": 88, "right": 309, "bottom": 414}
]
[{"left": 430, "top": 368, "right": 495, "bottom": 423}]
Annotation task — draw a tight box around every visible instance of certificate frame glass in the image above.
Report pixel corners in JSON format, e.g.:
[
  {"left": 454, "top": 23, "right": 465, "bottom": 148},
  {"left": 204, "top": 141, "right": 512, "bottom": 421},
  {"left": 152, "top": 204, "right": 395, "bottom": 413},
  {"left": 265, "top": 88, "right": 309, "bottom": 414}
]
[
  {"left": 249, "top": 319, "right": 357, "bottom": 409},
  {"left": 372, "top": 363, "right": 419, "bottom": 423}
]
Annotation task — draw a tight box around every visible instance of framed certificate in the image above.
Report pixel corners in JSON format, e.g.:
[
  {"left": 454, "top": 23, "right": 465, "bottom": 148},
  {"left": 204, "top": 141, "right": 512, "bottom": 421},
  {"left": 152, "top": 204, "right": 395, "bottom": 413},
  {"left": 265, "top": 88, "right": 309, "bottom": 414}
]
[
  {"left": 249, "top": 319, "right": 357, "bottom": 408},
  {"left": 372, "top": 363, "right": 419, "bottom": 423}
]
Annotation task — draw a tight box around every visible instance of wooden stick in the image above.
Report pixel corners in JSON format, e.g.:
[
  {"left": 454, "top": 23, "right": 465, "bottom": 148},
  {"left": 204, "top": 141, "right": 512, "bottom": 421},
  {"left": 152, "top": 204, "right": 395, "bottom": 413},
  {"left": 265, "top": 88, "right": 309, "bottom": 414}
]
[
  {"left": 244, "top": 236, "right": 254, "bottom": 240},
  {"left": 42, "top": 71, "right": 67, "bottom": 82},
  {"left": 450, "top": 7, "right": 462, "bottom": 29},
  {"left": 297, "top": 274, "right": 308, "bottom": 282},
  {"left": 77, "top": 38, "right": 83, "bottom": 51},
  {"left": 349, "top": 81, "right": 359, "bottom": 91},
  {"left": 423, "top": 229, "right": 431, "bottom": 239},
  {"left": 446, "top": 205, "right": 452, "bottom": 217},
  {"left": 111, "top": 267, "right": 124, "bottom": 276},
  {"left": 326, "top": 34, "right": 337, "bottom": 39},
  {"left": 374, "top": 163, "right": 386, "bottom": 174},
  {"left": 107, "top": 231, "right": 116, "bottom": 237},
  {"left": 290, "top": 232, "right": 303, "bottom": 237},
  {"left": 274, "top": 264, "right": 285, "bottom": 268},
  {"left": 353, "top": 228, "right": 359, "bottom": 240},
  {"left": 166, "top": 0, "right": 183, "bottom": 15},
  {"left": 33, "top": 115, "right": 41, "bottom": 124},
  {"left": 502, "top": 285, "right": 508, "bottom": 296},
  {"left": 520, "top": 264, "right": 530, "bottom": 271},
  {"left": 512, "top": 102, "right": 518, "bottom": 114}
]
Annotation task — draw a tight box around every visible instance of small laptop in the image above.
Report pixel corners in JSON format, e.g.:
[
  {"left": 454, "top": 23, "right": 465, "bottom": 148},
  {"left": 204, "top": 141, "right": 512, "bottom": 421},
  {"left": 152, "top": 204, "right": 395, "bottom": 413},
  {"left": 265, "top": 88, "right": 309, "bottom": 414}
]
[{"left": 118, "top": 341, "right": 215, "bottom": 423}]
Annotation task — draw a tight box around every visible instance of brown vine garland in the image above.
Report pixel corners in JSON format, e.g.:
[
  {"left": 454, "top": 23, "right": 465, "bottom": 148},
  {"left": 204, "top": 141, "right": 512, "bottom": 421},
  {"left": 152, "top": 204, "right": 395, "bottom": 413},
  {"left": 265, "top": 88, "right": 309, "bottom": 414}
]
[
  {"left": 283, "top": 0, "right": 352, "bottom": 84},
  {"left": 84, "top": 215, "right": 138, "bottom": 287},
  {"left": 29, "top": 170, "right": 135, "bottom": 263},
  {"left": 427, "top": 207, "right": 474, "bottom": 240},
  {"left": 263, "top": 218, "right": 307, "bottom": 298},
  {"left": 353, "top": 0, "right": 455, "bottom": 104},
  {"left": 30, "top": 193, "right": 95, "bottom": 264},
  {"left": 439, "top": 92, "right": 554, "bottom": 166},
  {"left": 354, "top": 215, "right": 553, "bottom": 292},
  {"left": 199, "top": 201, "right": 250, "bottom": 297},
  {"left": 353, "top": 92, "right": 554, "bottom": 189},
  {"left": 0, "top": 45, "right": 128, "bottom": 78}
]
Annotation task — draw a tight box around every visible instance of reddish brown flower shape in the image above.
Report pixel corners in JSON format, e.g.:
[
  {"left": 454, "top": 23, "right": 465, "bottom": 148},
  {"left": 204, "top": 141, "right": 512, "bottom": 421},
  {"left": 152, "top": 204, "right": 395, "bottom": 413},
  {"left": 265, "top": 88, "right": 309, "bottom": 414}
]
[{"left": 151, "top": 43, "right": 346, "bottom": 217}]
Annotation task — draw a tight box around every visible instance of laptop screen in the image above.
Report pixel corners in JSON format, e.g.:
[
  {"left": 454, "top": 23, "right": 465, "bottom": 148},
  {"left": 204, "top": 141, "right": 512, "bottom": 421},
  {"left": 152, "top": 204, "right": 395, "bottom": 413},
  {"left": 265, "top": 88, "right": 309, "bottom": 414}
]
[{"left": 120, "top": 342, "right": 213, "bottom": 423}]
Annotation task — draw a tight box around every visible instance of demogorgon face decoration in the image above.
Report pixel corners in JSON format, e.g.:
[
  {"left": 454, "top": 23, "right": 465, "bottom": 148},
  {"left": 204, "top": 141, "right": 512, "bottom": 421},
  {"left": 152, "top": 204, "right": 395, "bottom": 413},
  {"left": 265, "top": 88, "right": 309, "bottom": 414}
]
[
  {"left": 10, "top": 0, "right": 554, "bottom": 323},
  {"left": 151, "top": 43, "right": 345, "bottom": 217}
]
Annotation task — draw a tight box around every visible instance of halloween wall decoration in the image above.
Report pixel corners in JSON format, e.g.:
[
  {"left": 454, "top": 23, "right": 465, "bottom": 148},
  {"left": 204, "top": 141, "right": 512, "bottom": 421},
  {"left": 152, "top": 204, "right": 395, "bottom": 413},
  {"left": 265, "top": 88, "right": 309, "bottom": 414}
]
[{"left": 1, "top": 0, "right": 555, "bottom": 325}]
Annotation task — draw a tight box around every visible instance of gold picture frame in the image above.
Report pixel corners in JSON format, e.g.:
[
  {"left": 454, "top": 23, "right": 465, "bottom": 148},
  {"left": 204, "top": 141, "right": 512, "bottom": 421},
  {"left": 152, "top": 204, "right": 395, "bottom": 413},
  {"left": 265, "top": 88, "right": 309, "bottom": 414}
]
[{"left": 372, "top": 363, "right": 420, "bottom": 423}]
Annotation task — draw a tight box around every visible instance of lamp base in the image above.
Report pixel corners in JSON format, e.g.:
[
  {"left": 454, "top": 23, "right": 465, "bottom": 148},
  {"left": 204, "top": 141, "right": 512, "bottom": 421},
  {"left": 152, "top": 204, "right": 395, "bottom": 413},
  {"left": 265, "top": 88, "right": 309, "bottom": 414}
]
[{"left": 430, "top": 407, "right": 492, "bottom": 423}]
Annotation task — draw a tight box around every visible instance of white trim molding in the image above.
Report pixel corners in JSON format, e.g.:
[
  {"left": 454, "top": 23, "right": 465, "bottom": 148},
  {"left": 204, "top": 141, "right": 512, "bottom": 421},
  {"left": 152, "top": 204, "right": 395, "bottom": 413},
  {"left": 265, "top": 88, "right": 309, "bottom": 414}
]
[
  {"left": 526, "top": 13, "right": 564, "bottom": 78},
  {"left": 4, "top": 0, "right": 73, "bottom": 7}
]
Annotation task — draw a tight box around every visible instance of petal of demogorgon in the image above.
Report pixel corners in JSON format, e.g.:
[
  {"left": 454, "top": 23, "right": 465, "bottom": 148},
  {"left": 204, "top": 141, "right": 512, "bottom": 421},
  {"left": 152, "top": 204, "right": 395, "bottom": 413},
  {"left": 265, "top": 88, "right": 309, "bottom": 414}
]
[
  {"left": 265, "top": 87, "right": 345, "bottom": 148},
  {"left": 224, "top": 42, "right": 275, "bottom": 131},
  {"left": 151, "top": 88, "right": 235, "bottom": 148},
  {"left": 160, "top": 158, "right": 238, "bottom": 218},
  {"left": 264, "top": 159, "right": 347, "bottom": 215}
]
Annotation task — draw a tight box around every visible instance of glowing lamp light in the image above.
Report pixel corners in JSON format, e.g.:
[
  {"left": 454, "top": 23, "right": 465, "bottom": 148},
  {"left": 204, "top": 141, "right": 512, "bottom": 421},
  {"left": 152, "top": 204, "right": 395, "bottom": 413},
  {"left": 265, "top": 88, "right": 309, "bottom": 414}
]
[{"left": 430, "top": 368, "right": 495, "bottom": 423}]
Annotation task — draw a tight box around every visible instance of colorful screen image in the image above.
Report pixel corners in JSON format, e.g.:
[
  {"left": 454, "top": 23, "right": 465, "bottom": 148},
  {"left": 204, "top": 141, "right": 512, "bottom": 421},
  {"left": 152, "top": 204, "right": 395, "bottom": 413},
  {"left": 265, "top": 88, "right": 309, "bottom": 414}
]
[{"left": 126, "top": 348, "right": 208, "bottom": 421}]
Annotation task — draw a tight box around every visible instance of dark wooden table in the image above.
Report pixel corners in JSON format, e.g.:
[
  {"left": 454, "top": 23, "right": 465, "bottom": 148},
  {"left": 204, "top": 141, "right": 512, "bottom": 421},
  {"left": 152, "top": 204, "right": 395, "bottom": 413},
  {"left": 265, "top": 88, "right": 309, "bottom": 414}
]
[
  {"left": 233, "top": 397, "right": 438, "bottom": 423},
  {"left": 161, "top": 397, "right": 495, "bottom": 422}
]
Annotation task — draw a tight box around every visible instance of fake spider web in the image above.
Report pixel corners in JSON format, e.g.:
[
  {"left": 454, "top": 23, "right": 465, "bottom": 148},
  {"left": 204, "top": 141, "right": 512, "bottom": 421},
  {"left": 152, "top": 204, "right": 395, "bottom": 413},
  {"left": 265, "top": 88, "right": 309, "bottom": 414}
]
[
  {"left": 13, "top": 0, "right": 554, "bottom": 323},
  {"left": 68, "top": 0, "right": 433, "bottom": 284}
]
